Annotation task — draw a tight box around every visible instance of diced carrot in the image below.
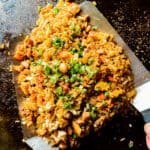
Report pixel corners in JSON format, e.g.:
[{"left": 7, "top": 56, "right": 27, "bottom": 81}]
[
  {"left": 39, "top": 76, "right": 44, "bottom": 83},
  {"left": 58, "top": 51, "right": 71, "bottom": 60},
  {"left": 97, "top": 93, "right": 106, "bottom": 101},
  {"left": 109, "top": 103, "right": 114, "bottom": 108},
  {"left": 108, "top": 76, "right": 113, "bottom": 82},
  {"left": 63, "top": 85, "right": 70, "bottom": 93},
  {"left": 14, "top": 53, "right": 24, "bottom": 61}
]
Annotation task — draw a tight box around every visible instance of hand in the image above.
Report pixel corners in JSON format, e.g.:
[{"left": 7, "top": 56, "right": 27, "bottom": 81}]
[{"left": 144, "top": 123, "right": 150, "bottom": 149}]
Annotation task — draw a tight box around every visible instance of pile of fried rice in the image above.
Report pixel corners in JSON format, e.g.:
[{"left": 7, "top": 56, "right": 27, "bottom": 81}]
[{"left": 11, "top": 1, "right": 136, "bottom": 149}]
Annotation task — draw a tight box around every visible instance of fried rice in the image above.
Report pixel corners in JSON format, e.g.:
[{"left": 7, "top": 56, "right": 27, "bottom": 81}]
[{"left": 11, "top": 1, "right": 136, "bottom": 149}]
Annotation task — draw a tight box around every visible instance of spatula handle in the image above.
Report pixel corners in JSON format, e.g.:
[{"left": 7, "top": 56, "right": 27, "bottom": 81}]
[{"left": 142, "top": 109, "right": 150, "bottom": 123}]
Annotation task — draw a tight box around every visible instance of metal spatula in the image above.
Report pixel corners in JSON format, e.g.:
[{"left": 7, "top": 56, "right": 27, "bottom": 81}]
[{"left": 25, "top": 1, "right": 150, "bottom": 150}]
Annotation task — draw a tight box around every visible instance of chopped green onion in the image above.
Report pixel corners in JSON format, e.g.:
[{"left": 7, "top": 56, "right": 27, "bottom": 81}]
[
  {"left": 69, "top": 23, "right": 76, "bottom": 30},
  {"left": 52, "top": 60, "right": 61, "bottom": 67},
  {"left": 70, "top": 62, "right": 82, "bottom": 74},
  {"left": 128, "top": 140, "right": 134, "bottom": 148},
  {"left": 92, "top": 26, "right": 97, "bottom": 30},
  {"left": 118, "top": 96, "right": 122, "bottom": 101},
  {"left": 44, "top": 79, "right": 48, "bottom": 84},
  {"left": 85, "top": 66, "right": 91, "bottom": 72},
  {"left": 31, "top": 61, "right": 37, "bottom": 66},
  {"left": 55, "top": 86, "right": 63, "bottom": 95},
  {"left": 92, "top": 106, "right": 97, "bottom": 112},
  {"left": 88, "top": 70, "right": 98, "bottom": 78},
  {"left": 91, "top": 106, "right": 98, "bottom": 120},
  {"left": 52, "top": 68, "right": 59, "bottom": 74},
  {"left": 107, "top": 82, "right": 112, "bottom": 86},
  {"left": 82, "top": 88, "right": 87, "bottom": 94},
  {"left": 88, "top": 58, "right": 94, "bottom": 64},
  {"left": 53, "top": 7, "right": 59, "bottom": 14},
  {"left": 32, "top": 46, "right": 43, "bottom": 56},
  {"left": 59, "top": 96, "right": 65, "bottom": 101},
  {"left": 75, "top": 28, "right": 81, "bottom": 35},
  {"left": 71, "top": 33, "right": 78, "bottom": 38},
  {"left": 85, "top": 103, "right": 90, "bottom": 111},
  {"left": 79, "top": 65, "right": 86, "bottom": 74},
  {"left": 104, "top": 91, "right": 109, "bottom": 97},
  {"left": 52, "top": 36, "right": 64, "bottom": 48},
  {"left": 52, "top": 51, "right": 57, "bottom": 56},
  {"left": 44, "top": 65, "right": 51, "bottom": 76},
  {"left": 91, "top": 111, "right": 97, "bottom": 120},
  {"left": 74, "top": 63, "right": 81, "bottom": 73},
  {"left": 64, "top": 102, "right": 72, "bottom": 109},
  {"left": 78, "top": 42, "right": 84, "bottom": 51},
  {"left": 37, "top": 59, "right": 46, "bottom": 65},
  {"left": 70, "top": 74, "right": 78, "bottom": 83},
  {"left": 50, "top": 75, "right": 58, "bottom": 84},
  {"left": 65, "top": 78, "right": 70, "bottom": 83},
  {"left": 59, "top": 76, "right": 65, "bottom": 81},
  {"left": 47, "top": 25, "right": 51, "bottom": 31},
  {"left": 78, "top": 50, "right": 83, "bottom": 57},
  {"left": 101, "top": 100, "right": 107, "bottom": 106},
  {"left": 37, "top": 6, "right": 42, "bottom": 12},
  {"left": 72, "top": 133, "right": 77, "bottom": 139},
  {"left": 70, "top": 47, "right": 77, "bottom": 54},
  {"left": 37, "top": 49, "right": 43, "bottom": 56},
  {"left": 67, "top": 94, "right": 72, "bottom": 101}
]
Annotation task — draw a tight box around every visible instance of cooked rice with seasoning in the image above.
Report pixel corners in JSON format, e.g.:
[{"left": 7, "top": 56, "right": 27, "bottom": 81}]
[{"left": 11, "top": 1, "right": 136, "bottom": 149}]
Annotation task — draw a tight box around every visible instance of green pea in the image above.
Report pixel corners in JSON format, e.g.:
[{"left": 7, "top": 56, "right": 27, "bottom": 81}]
[
  {"left": 64, "top": 102, "right": 72, "bottom": 109},
  {"left": 104, "top": 91, "right": 109, "bottom": 97},
  {"left": 70, "top": 74, "right": 78, "bottom": 83},
  {"left": 53, "top": 7, "right": 59, "bottom": 14}
]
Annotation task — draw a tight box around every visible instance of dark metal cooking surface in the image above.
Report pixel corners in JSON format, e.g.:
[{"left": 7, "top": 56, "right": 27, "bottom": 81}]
[{"left": 0, "top": 0, "right": 149, "bottom": 150}]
